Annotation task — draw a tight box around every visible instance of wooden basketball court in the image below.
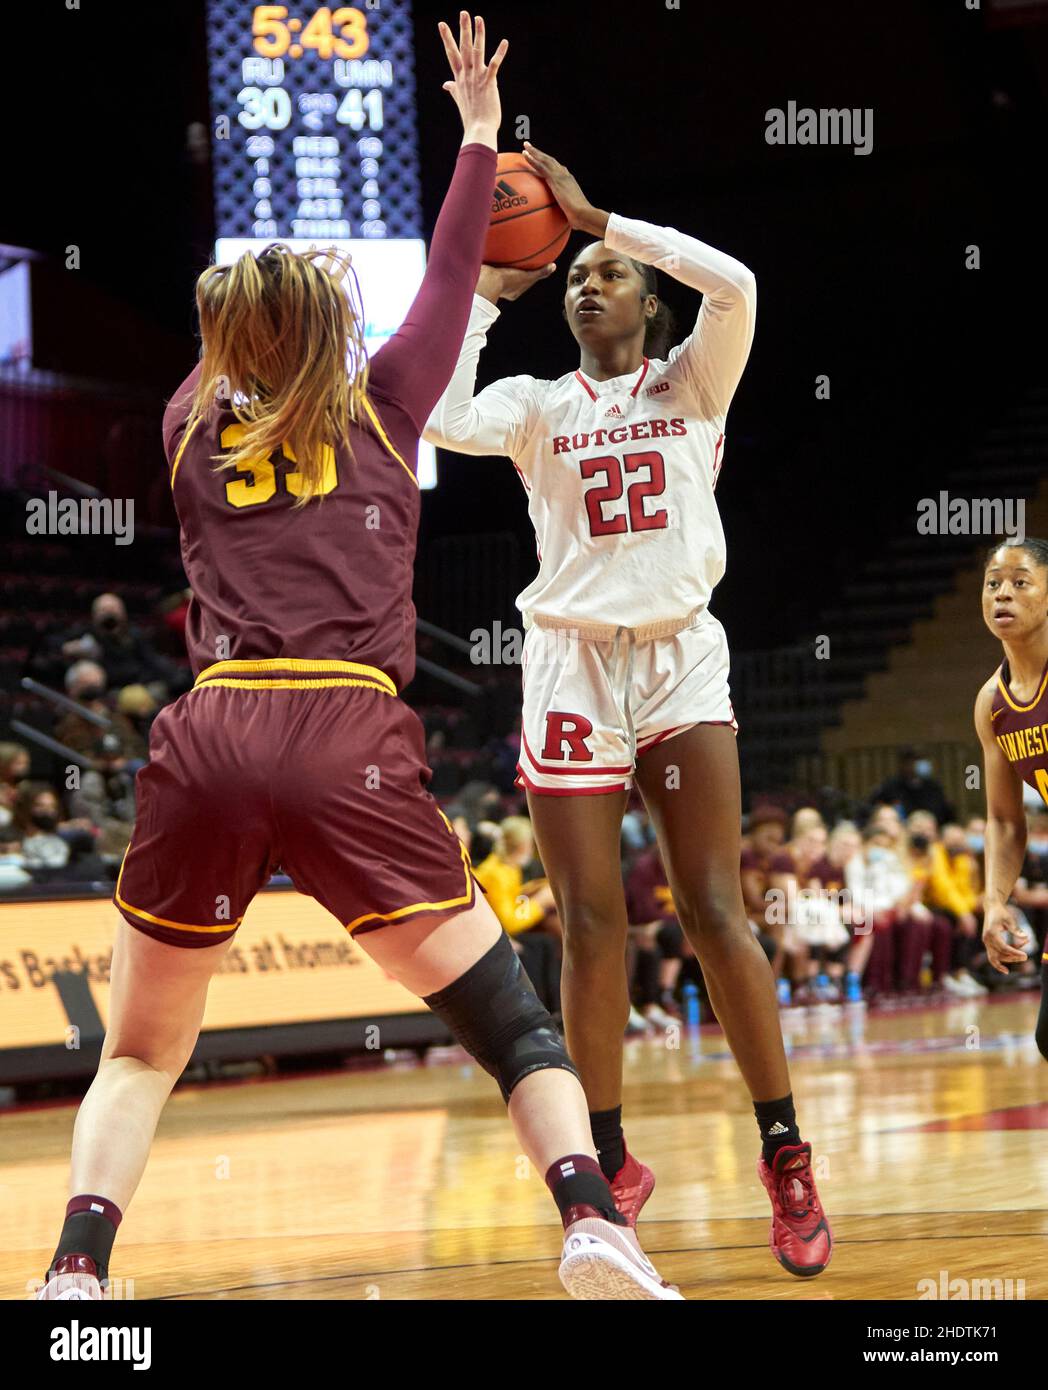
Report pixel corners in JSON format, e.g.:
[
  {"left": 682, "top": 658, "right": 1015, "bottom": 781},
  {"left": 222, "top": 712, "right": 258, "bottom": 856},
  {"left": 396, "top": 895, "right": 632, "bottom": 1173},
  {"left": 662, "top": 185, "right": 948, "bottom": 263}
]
[{"left": 3, "top": 994, "right": 1046, "bottom": 1300}]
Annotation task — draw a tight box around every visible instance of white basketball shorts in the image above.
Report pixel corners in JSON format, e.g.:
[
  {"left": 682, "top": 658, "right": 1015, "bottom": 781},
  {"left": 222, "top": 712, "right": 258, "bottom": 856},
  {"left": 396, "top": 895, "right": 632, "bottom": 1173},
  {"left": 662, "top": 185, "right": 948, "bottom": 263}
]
[{"left": 515, "top": 611, "right": 737, "bottom": 796}]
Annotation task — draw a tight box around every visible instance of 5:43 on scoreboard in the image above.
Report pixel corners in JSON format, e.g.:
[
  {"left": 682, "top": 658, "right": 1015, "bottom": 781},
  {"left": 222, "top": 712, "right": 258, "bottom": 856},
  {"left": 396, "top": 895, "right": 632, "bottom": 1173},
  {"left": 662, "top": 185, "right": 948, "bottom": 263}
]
[{"left": 240, "top": 5, "right": 381, "bottom": 132}]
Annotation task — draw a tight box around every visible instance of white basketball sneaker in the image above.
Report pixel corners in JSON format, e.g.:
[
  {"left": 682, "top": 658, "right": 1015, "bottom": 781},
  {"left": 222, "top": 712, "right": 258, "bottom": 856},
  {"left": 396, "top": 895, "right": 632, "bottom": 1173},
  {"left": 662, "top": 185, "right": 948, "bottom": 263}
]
[{"left": 559, "top": 1214, "right": 683, "bottom": 1300}]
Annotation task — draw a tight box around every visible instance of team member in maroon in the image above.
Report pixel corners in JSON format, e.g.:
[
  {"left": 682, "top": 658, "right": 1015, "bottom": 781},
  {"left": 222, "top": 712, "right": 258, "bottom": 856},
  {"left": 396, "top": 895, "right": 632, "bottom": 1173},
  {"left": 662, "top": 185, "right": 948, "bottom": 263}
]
[
  {"left": 975, "top": 538, "right": 1048, "bottom": 1061},
  {"left": 38, "top": 16, "right": 677, "bottom": 1303}
]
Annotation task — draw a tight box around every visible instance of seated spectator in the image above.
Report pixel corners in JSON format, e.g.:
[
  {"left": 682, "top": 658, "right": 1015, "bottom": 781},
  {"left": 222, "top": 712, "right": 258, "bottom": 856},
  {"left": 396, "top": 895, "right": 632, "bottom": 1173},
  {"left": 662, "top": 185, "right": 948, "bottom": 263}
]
[
  {"left": 54, "top": 661, "right": 147, "bottom": 774},
  {"left": 473, "top": 816, "right": 561, "bottom": 1016},
  {"left": 740, "top": 805, "right": 789, "bottom": 971},
  {"left": 11, "top": 783, "right": 71, "bottom": 871},
  {"left": 3, "top": 782, "right": 105, "bottom": 882},
  {"left": 869, "top": 747, "right": 955, "bottom": 825},
  {"left": 864, "top": 806, "right": 952, "bottom": 991},
  {"left": 30, "top": 592, "right": 184, "bottom": 698},
  {"left": 906, "top": 811, "right": 985, "bottom": 996},
  {"left": 850, "top": 820, "right": 952, "bottom": 997},
  {"left": 965, "top": 816, "right": 986, "bottom": 856},
  {"left": 0, "top": 741, "right": 31, "bottom": 829},
  {"left": 52, "top": 662, "right": 142, "bottom": 858},
  {"left": 624, "top": 840, "right": 694, "bottom": 1030},
  {"left": 116, "top": 684, "right": 160, "bottom": 742},
  {"left": 768, "top": 808, "right": 829, "bottom": 998},
  {"left": 809, "top": 822, "right": 865, "bottom": 996}
]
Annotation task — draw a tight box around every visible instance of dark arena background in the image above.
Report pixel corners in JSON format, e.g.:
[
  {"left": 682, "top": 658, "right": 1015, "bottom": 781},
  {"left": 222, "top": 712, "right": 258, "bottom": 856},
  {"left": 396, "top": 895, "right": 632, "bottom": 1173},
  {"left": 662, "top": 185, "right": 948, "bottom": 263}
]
[{"left": 1, "top": 0, "right": 1047, "bottom": 1340}]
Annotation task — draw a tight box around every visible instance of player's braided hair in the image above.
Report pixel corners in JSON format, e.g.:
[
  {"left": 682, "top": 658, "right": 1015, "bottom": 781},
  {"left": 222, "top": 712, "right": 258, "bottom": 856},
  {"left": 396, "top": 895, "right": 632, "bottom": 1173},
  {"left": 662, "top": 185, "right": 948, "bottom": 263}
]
[
  {"left": 984, "top": 537, "right": 1048, "bottom": 573},
  {"left": 628, "top": 258, "right": 677, "bottom": 362}
]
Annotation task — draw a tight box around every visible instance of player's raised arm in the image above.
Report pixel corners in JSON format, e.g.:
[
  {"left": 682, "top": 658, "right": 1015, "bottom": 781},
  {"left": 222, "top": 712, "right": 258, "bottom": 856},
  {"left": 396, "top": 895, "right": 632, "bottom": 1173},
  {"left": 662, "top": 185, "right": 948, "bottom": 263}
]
[
  {"left": 522, "top": 141, "right": 756, "bottom": 421},
  {"left": 974, "top": 678, "right": 1030, "bottom": 972},
  {"left": 423, "top": 262, "right": 553, "bottom": 457},
  {"left": 368, "top": 13, "right": 506, "bottom": 430}
]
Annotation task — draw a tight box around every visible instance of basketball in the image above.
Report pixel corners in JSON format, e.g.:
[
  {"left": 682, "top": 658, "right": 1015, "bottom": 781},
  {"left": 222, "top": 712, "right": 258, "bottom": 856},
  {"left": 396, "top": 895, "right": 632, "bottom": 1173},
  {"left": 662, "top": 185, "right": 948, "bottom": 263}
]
[{"left": 484, "top": 152, "right": 571, "bottom": 270}]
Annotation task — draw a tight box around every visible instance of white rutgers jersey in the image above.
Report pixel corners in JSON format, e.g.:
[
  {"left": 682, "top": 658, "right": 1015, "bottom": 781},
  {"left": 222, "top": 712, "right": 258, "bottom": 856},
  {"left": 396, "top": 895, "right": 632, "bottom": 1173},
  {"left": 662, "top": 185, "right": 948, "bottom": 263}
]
[{"left": 423, "top": 212, "right": 757, "bottom": 638}]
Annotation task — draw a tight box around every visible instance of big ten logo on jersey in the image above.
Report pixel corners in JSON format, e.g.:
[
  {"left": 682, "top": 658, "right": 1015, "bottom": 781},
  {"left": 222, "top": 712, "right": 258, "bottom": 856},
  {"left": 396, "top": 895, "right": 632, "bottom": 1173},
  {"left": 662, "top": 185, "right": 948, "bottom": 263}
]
[{"left": 541, "top": 712, "right": 594, "bottom": 763}]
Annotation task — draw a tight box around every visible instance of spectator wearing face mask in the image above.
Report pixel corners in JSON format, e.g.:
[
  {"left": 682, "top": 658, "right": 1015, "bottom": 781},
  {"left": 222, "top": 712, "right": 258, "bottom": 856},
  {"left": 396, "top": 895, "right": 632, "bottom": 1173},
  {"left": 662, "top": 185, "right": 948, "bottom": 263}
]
[
  {"left": 54, "top": 661, "right": 148, "bottom": 773},
  {"left": 906, "top": 812, "right": 986, "bottom": 996},
  {"left": 863, "top": 804, "right": 954, "bottom": 994},
  {"left": 51, "top": 662, "right": 143, "bottom": 857},
  {"left": 7, "top": 782, "right": 108, "bottom": 883},
  {"left": 29, "top": 592, "right": 185, "bottom": 698},
  {"left": 870, "top": 748, "right": 955, "bottom": 826}
]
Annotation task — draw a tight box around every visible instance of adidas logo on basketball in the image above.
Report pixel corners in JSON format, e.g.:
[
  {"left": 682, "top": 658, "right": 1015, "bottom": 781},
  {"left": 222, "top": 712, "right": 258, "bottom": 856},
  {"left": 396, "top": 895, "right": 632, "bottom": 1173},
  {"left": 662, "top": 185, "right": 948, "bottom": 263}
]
[{"left": 492, "top": 178, "right": 528, "bottom": 213}]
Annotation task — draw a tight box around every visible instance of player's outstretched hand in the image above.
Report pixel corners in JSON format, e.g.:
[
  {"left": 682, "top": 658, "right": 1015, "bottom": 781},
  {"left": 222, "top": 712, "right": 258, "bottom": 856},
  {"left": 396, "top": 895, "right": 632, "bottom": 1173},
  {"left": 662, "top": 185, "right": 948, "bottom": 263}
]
[
  {"left": 982, "top": 902, "right": 1029, "bottom": 973},
  {"left": 521, "top": 141, "right": 607, "bottom": 236},
  {"left": 476, "top": 263, "right": 557, "bottom": 305},
  {"left": 439, "top": 12, "right": 508, "bottom": 142}
]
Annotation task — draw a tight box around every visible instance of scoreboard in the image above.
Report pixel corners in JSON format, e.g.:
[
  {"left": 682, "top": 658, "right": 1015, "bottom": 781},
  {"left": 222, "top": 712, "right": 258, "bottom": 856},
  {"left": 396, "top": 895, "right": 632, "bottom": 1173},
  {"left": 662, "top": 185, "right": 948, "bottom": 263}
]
[{"left": 204, "top": 2, "right": 436, "bottom": 485}]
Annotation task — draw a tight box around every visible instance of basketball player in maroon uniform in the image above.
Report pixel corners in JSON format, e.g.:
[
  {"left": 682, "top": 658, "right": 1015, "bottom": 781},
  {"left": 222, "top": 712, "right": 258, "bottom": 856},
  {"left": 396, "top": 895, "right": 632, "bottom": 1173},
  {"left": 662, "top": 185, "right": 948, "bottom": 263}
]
[
  {"left": 975, "top": 538, "right": 1048, "bottom": 1061},
  {"left": 37, "top": 15, "right": 677, "bottom": 1303}
]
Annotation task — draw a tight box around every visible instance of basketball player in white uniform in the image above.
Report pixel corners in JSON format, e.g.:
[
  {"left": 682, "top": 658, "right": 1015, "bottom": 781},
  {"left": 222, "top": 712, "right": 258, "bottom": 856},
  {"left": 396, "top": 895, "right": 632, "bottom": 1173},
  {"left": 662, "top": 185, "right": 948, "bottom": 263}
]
[{"left": 424, "top": 143, "right": 832, "bottom": 1276}]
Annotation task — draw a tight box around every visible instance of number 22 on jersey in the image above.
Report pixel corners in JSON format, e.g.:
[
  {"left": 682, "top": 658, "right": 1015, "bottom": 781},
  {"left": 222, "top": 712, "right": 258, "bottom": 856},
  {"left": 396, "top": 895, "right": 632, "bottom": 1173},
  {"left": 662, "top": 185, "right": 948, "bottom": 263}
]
[{"left": 580, "top": 449, "right": 668, "bottom": 538}]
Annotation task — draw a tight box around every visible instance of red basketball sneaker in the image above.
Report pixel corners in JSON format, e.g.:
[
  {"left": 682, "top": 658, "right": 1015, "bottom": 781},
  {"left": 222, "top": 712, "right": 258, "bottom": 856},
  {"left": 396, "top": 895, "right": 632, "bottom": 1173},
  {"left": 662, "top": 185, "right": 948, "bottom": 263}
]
[
  {"left": 36, "top": 1254, "right": 103, "bottom": 1300},
  {"left": 757, "top": 1142, "right": 833, "bottom": 1278},
  {"left": 609, "top": 1146, "right": 655, "bottom": 1227}
]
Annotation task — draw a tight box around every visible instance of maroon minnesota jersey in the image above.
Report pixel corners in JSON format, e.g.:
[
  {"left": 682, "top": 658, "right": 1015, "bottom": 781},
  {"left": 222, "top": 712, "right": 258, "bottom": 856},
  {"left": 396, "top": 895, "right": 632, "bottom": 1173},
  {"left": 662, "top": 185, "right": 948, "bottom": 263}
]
[
  {"left": 990, "top": 657, "right": 1048, "bottom": 806},
  {"left": 163, "top": 143, "right": 496, "bottom": 693}
]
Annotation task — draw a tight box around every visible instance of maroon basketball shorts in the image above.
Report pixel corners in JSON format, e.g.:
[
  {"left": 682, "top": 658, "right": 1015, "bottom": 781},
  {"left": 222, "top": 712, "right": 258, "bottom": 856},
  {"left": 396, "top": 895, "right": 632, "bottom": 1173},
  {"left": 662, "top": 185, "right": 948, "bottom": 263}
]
[{"left": 115, "top": 659, "right": 475, "bottom": 947}]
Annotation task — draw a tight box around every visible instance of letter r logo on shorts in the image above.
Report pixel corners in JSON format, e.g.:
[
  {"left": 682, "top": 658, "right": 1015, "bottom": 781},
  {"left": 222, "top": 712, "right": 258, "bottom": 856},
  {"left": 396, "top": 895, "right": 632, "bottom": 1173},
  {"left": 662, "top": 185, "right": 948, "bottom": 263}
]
[{"left": 541, "top": 712, "right": 594, "bottom": 762}]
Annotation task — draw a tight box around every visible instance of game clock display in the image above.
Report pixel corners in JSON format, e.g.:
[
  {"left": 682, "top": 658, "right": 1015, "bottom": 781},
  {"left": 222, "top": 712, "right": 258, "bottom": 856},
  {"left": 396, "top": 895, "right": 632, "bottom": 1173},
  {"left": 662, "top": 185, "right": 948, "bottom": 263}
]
[
  {"left": 205, "top": 2, "right": 436, "bottom": 483},
  {"left": 206, "top": 2, "right": 423, "bottom": 241}
]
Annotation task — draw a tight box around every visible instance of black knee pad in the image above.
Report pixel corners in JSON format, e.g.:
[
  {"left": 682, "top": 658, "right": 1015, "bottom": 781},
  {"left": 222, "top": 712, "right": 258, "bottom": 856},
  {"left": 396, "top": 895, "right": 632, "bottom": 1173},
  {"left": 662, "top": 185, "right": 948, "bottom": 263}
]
[{"left": 424, "top": 933, "right": 578, "bottom": 1102}]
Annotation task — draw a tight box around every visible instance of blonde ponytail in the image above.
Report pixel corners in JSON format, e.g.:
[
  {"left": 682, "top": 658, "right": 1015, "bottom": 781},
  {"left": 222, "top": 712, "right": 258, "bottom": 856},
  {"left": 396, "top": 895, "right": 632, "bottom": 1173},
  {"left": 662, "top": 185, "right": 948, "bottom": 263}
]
[{"left": 186, "top": 244, "right": 370, "bottom": 505}]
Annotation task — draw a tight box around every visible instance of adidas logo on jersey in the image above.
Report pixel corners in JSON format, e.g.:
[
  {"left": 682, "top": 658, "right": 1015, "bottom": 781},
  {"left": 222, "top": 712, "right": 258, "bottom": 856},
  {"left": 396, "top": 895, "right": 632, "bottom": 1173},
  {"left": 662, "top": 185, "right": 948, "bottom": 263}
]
[
  {"left": 492, "top": 178, "right": 528, "bottom": 213},
  {"left": 603, "top": 403, "right": 624, "bottom": 418},
  {"left": 645, "top": 381, "right": 671, "bottom": 397}
]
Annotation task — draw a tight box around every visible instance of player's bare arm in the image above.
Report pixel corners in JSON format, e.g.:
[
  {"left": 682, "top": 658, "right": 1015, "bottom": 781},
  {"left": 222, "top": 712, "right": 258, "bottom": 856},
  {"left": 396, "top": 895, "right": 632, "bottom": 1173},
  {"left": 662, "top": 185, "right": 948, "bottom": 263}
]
[{"left": 975, "top": 676, "right": 1030, "bottom": 972}]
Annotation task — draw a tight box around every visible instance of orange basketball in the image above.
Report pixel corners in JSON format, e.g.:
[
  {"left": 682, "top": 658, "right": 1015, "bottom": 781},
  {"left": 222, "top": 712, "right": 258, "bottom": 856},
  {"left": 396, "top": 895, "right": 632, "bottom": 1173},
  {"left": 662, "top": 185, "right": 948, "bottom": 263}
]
[{"left": 484, "top": 153, "right": 571, "bottom": 271}]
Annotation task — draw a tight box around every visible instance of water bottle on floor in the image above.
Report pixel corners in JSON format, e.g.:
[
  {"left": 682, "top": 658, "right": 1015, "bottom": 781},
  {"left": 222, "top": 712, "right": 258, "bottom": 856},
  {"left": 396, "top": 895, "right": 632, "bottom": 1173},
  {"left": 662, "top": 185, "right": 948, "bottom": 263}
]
[{"left": 682, "top": 981, "right": 701, "bottom": 1029}]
